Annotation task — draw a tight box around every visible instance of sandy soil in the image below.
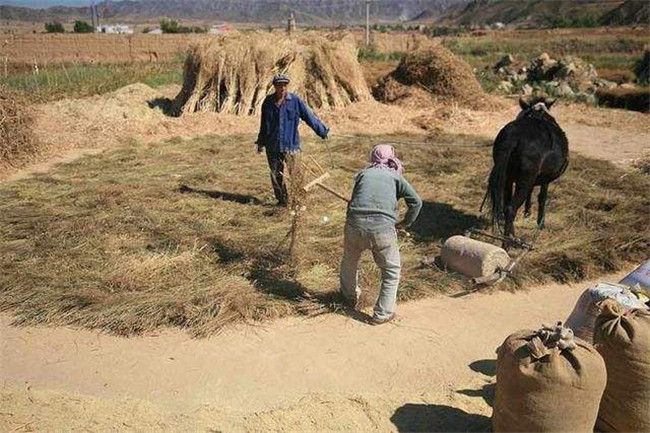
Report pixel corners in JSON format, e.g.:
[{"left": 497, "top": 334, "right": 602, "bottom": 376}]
[{"left": 0, "top": 272, "right": 629, "bottom": 432}]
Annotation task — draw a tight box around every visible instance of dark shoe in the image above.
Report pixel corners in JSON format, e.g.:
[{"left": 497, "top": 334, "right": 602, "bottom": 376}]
[
  {"left": 276, "top": 200, "right": 288, "bottom": 207},
  {"left": 370, "top": 313, "right": 396, "bottom": 326}
]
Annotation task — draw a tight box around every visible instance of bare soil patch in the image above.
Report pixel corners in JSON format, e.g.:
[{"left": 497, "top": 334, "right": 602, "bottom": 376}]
[{"left": 0, "top": 272, "right": 628, "bottom": 432}]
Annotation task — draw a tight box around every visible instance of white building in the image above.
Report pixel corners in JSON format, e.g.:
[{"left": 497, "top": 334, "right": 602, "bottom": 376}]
[
  {"left": 209, "top": 23, "right": 234, "bottom": 34},
  {"left": 96, "top": 24, "right": 134, "bottom": 34}
]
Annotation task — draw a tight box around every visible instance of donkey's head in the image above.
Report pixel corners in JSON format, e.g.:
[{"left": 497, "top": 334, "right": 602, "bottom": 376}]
[{"left": 517, "top": 96, "right": 557, "bottom": 123}]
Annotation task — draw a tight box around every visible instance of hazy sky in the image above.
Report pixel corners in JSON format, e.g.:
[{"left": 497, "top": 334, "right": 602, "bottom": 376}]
[{"left": 0, "top": 0, "right": 95, "bottom": 7}]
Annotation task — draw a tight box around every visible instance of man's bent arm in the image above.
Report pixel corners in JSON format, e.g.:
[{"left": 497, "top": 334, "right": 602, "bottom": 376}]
[{"left": 398, "top": 178, "right": 422, "bottom": 228}]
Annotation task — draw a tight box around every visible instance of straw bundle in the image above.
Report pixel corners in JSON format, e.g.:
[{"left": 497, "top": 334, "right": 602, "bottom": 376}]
[
  {"left": 373, "top": 44, "right": 492, "bottom": 110},
  {"left": 173, "top": 32, "right": 371, "bottom": 116}
]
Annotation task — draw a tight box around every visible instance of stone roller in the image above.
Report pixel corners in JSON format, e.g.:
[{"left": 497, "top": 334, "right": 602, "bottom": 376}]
[{"left": 441, "top": 235, "right": 514, "bottom": 285}]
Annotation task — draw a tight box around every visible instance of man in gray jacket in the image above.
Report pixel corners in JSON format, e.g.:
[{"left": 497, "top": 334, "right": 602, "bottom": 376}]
[{"left": 340, "top": 144, "right": 422, "bottom": 325}]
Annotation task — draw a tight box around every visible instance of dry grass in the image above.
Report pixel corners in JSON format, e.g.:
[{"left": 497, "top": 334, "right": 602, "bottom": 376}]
[
  {"left": 631, "top": 154, "right": 650, "bottom": 175},
  {"left": 0, "top": 86, "right": 39, "bottom": 170},
  {"left": 2, "top": 33, "right": 205, "bottom": 66},
  {"left": 597, "top": 68, "right": 636, "bottom": 84},
  {"left": 0, "top": 133, "right": 647, "bottom": 337},
  {"left": 596, "top": 86, "right": 650, "bottom": 112},
  {"left": 373, "top": 45, "right": 498, "bottom": 110},
  {"left": 173, "top": 32, "right": 370, "bottom": 116}
]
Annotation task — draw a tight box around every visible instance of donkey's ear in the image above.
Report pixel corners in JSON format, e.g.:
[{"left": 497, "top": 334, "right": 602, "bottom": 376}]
[
  {"left": 519, "top": 97, "right": 529, "bottom": 110},
  {"left": 546, "top": 99, "right": 556, "bottom": 109}
]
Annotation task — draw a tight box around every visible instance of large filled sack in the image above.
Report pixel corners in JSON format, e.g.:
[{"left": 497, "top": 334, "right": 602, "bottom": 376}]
[
  {"left": 492, "top": 323, "right": 606, "bottom": 432},
  {"left": 620, "top": 259, "right": 650, "bottom": 291},
  {"left": 565, "top": 282, "right": 647, "bottom": 343},
  {"left": 594, "top": 300, "right": 650, "bottom": 432}
]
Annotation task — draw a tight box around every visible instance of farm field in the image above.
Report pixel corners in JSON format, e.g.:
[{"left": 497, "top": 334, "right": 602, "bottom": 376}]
[
  {"left": 1, "top": 26, "right": 649, "bottom": 432},
  {"left": 442, "top": 27, "right": 649, "bottom": 71}
]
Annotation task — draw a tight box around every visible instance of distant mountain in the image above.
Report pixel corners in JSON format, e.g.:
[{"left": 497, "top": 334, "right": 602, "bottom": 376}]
[
  {"left": 3, "top": 0, "right": 646, "bottom": 27},
  {"left": 0, "top": 0, "right": 468, "bottom": 24},
  {"left": 0, "top": 4, "right": 84, "bottom": 21},
  {"left": 0, "top": 0, "right": 89, "bottom": 7},
  {"left": 600, "top": 0, "right": 649, "bottom": 25},
  {"left": 440, "top": 0, "right": 647, "bottom": 27}
]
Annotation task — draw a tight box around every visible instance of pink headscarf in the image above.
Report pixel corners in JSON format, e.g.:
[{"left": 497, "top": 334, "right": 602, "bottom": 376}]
[{"left": 368, "top": 144, "right": 403, "bottom": 174}]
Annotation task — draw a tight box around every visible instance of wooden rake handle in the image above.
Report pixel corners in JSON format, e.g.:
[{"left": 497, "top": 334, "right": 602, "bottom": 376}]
[{"left": 315, "top": 182, "right": 350, "bottom": 203}]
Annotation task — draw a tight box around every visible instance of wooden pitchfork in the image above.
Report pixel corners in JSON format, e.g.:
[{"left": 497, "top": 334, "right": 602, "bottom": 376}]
[{"left": 302, "top": 155, "right": 350, "bottom": 203}]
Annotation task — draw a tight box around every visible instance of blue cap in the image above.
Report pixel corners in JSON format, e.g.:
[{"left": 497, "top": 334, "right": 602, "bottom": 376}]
[{"left": 272, "top": 74, "right": 291, "bottom": 85}]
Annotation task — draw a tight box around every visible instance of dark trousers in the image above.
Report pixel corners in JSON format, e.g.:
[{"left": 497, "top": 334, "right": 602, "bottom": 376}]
[{"left": 266, "top": 149, "right": 288, "bottom": 204}]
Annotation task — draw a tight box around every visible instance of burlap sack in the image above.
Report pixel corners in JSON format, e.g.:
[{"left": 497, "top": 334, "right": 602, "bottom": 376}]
[
  {"left": 594, "top": 300, "right": 650, "bottom": 432},
  {"left": 565, "top": 283, "right": 647, "bottom": 343},
  {"left": 492, "top": 324, "right": 607, "bottom": 432}
]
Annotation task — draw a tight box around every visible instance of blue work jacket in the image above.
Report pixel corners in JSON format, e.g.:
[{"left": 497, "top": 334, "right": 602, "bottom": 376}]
[{"left": 256, "top": 93, "right": 329, "bottom": 153}]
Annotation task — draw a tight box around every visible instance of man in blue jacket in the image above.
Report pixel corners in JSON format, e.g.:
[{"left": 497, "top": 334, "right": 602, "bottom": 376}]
[{"left": 256, "top": 74, "right": 330, "bottom": 206}]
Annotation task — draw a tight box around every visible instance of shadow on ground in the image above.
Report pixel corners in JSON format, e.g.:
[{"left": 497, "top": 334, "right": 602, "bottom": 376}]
[
  {"left": 456, "top": 385, "right": 496, "bottom": 408},
  {"left": 391, "top": 403, "right": 490, "bottom": 432},
  {"left": 147, "top": 98, "right": 177, "bottom": 117},
  {"left": 410, "top": 200, "right": 484, "bottom": 242},
  {"left": 469, "top": 359, "right": 496, "bottom": 377},
  {"left": 456, "top": 358, "right": 497, "bottom": 408},
  {"left": 179, "top": 184, "right": 262, "bottom": 205}
]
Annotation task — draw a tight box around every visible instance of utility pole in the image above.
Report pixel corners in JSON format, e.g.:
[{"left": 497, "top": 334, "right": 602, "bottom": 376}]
[
  {"left": 365, "top": 0, "right": 370, "bottom": 46},
  {"left": 287, "top": 12, "right": 296, "bottom": 35}
]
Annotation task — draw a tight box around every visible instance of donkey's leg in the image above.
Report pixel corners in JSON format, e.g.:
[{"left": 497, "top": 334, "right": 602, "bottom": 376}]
[
  {"left": 524, "top": 189, "right": 533, "bottom": 218},
  {"left": 537, "top": 183, "right": 549, "bottom": 229},
  {"left": 504, "top": 179, "right": 534, "bottom": 240},
  {"left": 503, "top": 178, "right": 513, "bottom": 221}
]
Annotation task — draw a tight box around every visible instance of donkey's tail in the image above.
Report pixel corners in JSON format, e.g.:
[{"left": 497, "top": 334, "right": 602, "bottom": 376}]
[{"left": 483, "top": 139, "right": 517, "bottom": 231}]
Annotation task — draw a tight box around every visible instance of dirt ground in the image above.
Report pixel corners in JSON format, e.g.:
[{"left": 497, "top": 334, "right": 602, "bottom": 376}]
[
  {"left": 0, "top": 82, "right": 647, "bottom": 431},
  {"left": 0, "top": 272, "right": 629, "bottom": 432}
]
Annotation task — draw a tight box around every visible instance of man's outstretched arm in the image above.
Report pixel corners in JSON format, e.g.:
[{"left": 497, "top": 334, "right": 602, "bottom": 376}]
[{"left": 297, "top": 97, "right": 329, "bottom": 139}]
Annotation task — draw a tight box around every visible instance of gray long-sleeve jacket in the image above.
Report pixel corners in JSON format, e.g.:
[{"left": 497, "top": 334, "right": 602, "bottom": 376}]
[{"left": 346, "top": 167, "right": 422, "bottom": 232}]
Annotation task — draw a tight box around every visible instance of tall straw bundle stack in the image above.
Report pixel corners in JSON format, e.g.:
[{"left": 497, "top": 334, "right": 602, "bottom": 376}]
[{"left": 173, "top": 32, "right": 370, "bottom": 116}]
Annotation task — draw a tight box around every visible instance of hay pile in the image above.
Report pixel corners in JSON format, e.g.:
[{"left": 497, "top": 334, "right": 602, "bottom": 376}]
[
  {"left": 373, "top": 45, "right": 492, "bottom": 110},
  {"left": 0, "top": 87, "right": 38, "bottom": 171},
  {"left": 173, "top": 32, "right": 371, "bottom": 116}
]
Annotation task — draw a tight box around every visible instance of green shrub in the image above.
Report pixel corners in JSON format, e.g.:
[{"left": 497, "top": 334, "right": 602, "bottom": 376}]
[
  {"left": 422, "top": 26, "right": 468, "bottom": 38},
  {"left": 159, "top": 18, "right": 205, "bottom": 34},
  {"left": 73, "top": 20, "right": 94, "bottom": 33},
  {"left": 548, "top": 14, "right": 599, "bottom": 28},
  {"left": 44, "top": 22, "right": 65, "bottom": 33},
  {"left": 358, "top": 45, "right": 404, "bottom": 62},
  {"left": 634, "top": 50, "right": 649, "bottom": 85}
]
